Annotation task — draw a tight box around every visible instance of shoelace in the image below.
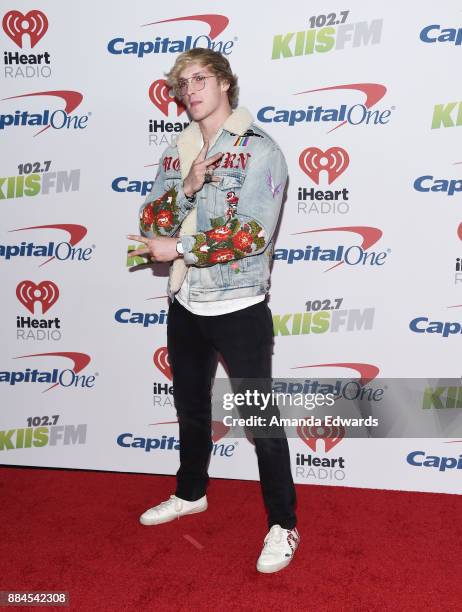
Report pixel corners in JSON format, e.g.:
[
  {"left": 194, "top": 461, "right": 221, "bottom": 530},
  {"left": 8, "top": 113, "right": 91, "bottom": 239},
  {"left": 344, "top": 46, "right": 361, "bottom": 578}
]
[
  {"left": 153, "top": 495, "right": 182, "bottom": 515},
  {"left": 263, "top": 525, "right": 285, "bottom": 552}
]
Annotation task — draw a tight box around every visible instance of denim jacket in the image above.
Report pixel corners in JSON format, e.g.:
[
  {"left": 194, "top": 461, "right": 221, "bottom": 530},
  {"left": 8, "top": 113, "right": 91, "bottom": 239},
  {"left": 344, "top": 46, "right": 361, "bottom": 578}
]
[{"left": 138, "top": 107, "right": 287, "bottom": 302}]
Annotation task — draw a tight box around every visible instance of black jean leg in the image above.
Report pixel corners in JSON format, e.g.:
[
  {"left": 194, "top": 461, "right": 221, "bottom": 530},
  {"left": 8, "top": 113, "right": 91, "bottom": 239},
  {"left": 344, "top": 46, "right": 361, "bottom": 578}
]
[
  {"left": 210, "top": 301, "right": 297, "bottom": 530},
  {"left": 167, "top": 299, "right": 217, "bottom": 501}
]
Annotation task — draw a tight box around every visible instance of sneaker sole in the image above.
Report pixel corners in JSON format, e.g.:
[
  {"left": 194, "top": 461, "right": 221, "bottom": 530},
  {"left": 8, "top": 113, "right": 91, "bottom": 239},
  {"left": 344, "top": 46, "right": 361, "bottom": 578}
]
[
  {"left": 256, "top": 557, "right": 293, "bottom": 574},
  {"left": 139, "top": 502, "right": 208, "bottom": 526}
]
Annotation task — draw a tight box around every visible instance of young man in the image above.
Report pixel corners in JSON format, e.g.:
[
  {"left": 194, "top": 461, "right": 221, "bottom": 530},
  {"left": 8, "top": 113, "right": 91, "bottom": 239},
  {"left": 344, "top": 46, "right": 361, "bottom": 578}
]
[{"left": 127, "top": 48, "right": 299, "bottom": 573}]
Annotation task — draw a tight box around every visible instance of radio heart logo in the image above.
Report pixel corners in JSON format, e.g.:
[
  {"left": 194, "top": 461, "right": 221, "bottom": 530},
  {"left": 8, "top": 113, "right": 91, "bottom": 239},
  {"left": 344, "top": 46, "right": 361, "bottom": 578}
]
[
  {"left": 455, "top": 222, "right": 462, "bottom": 285},
  {"left": 299, "top": 147, "right": 349, "bottom": 184},
  {"left": 17, "top": 280, "right": 58, "bottom": 314},
  {"left": 295, "top": 422, "right": 347, "bottom": 482},
  {"left": 148, "top": 78, "right": 189, "bottom": 147},
  {"left": 297, "top": 422, "right": 345, "bottom": 452},
  {"left": 2, "top": 10, "right": 52, "bottom": 79},
  {"left": 151, "top": 346, "right": 174, "bottom": 408},
  {"left": 3, "top": 10, "right": 48, "bottom": 47},
  {"left": 15, "top": 280, "right": 61, "bottom": 342},
  {"left": 153, "top": 346, "right": 171, "bottom": 380},
  {"left": 298, "top": 146, "right": 350, "bottom": 216}
]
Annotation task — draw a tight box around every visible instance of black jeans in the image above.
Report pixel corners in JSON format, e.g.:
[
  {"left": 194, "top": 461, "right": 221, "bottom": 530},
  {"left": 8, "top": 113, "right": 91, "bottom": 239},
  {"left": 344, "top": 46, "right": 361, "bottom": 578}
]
[{"left": 167, "top": 297, "right": 297, "bottom": 530}]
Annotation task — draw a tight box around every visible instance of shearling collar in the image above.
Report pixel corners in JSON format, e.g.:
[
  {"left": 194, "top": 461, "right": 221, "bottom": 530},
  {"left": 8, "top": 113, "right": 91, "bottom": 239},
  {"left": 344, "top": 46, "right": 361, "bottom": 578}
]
[{"left": 176, "top": 107, "right": 254, "bottom": 180}]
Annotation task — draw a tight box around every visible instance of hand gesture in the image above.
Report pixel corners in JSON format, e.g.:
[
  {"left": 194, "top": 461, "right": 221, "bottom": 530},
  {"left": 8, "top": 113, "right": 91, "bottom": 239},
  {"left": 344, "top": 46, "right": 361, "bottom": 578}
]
[{"left": 183, "top": 141, "right": 223, "bottom": 197}]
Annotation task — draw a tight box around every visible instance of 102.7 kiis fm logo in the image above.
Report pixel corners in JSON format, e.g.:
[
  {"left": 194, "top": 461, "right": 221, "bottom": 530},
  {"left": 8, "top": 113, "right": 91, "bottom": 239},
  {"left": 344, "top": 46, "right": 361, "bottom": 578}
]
[
  {"left": 297, "top": 146, "right": 350, "bottom": 215},
  {"left": 271, "top": 9, "right": 382, "bottom": 59},
  {"left": 0, "top": 415, "right": 87, "bottom": 452},
  {"left": 272, "top": 296, "right": 375, "bottom": 336},
  {"left": 2, "top": 9, "right": 52, "bottom": 79},
  {"left": 1, "top": 159, "right": 80, "bottom": 200}
]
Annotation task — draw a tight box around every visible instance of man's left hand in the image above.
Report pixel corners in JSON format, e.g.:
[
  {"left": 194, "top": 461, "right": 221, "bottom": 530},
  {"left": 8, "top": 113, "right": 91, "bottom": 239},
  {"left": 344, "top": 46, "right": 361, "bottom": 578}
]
[{"left": 127, "top": 234, "right": 180, "bottom": 262}]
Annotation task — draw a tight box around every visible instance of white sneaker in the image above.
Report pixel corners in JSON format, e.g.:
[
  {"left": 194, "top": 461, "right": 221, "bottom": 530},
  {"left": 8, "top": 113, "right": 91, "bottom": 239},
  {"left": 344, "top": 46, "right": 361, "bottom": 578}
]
[
  {"left": 256, "top": 525, "right": 300, "bottom": 573},
  {"left": 139, "top": 494, "right": 207, "bottom": 526}
]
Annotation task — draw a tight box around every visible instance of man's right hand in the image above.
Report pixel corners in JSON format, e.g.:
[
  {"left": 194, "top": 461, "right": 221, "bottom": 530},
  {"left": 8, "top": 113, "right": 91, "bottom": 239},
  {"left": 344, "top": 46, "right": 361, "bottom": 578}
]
[{"left": 183, "top": 141, "right": 223, "bottom": 198}]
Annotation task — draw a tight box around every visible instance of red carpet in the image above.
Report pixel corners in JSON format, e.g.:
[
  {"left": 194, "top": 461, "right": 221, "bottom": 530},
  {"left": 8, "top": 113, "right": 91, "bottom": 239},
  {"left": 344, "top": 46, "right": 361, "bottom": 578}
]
[{"left": 1, "top": 466, "right": 462, "bottom": 611}]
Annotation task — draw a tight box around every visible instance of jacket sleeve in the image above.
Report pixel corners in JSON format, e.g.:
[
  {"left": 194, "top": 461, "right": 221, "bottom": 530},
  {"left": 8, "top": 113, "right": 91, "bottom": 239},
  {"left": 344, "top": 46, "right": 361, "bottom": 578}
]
[
  {"left": 138, "top": 153, "right": 196, "bottom": 238},
  {"left": 180, "top": 146, "right": 287, "bottom": 267}
]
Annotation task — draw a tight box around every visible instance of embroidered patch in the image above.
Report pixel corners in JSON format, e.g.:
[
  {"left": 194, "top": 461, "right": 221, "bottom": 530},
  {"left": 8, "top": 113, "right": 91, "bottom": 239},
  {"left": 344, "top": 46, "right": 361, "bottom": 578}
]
[
  {"left": 232, "top": 129, "right": 264, "bottom": 146},
  {"left": 225, "top": 191, "right": 239, "bottom": 219},
  {"left": 234, "top": 135, "right": 250, "bottom": 147},
  {"left": 191, "top": 217, "right": 265, "bottom": 266},
  {"left": 139, "top": 187, "right": 179, "bottom": 235},
  {"left": 266, "top": 170, "right": 283, "bottom": 198}
]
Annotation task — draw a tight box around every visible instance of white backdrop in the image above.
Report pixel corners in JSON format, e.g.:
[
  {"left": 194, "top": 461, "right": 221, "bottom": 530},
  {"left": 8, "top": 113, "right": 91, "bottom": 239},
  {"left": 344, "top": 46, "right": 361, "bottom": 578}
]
[{"left": 2, "top": 1, "right": 462, "bottom": 494}]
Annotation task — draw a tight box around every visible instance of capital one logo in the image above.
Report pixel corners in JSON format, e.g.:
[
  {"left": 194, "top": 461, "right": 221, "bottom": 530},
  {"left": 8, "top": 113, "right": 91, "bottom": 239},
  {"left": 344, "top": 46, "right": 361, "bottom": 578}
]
[
  {"left": 1, "top": 223, "right": 92, "bottom": 266},
  {"left": 153, "top": 346, "right": 172, "bottom": 380},
  {"left": 2, "top": 10, "right": 48, "bottom": 48},
  {"left": 297, "top": 422, "right": 345, "bottom": 452},
  {"left": 277, "top": 226, "right": 387, "bottom": 271},
  {"left": 299, "top": 147, "right": 349, "bottom": 184},
  {"left": 148, "top": 79, "right": 185, "bottom": 117},
  {"left": 2, "top": 352, "right": 95, "bottom": 392},
  {"left": 151, "top": 419, "right": 230, "bottom": 443},
  {"left": 291, "top": 361, "right": 380, "bottom": 386},
  {"left": 258, "top": 83, "right": 392, "bottom": 133},
  {"left": 107, "top": 14, "right": 235, "bottom": 58},
  {"left": 0, "top": 90, "right": 87, "bottom": 136},
  {"left": 16, "top": 280, "right": 59, "bottom": 314},
  {"left": 144, "top": 14, "right": 229, "bottom": 39}
]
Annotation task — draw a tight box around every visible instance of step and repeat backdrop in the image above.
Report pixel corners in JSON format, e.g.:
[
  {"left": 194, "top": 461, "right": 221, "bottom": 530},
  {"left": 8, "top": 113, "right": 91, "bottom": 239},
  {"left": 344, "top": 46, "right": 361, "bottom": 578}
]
[{"left": 1, "top": 1, "right": 462, "bottom": 495}]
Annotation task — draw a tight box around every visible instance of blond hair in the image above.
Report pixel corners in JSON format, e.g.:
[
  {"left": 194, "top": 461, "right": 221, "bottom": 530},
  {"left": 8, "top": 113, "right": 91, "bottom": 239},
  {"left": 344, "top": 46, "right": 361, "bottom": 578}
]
[{"left": 166, "top": 48, "right": 239, "bottom": 108}]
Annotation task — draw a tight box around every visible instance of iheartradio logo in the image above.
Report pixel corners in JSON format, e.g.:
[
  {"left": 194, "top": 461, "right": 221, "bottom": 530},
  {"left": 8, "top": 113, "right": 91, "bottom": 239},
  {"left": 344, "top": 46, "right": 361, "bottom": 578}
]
[
  {"left": 148, "top": 79, "right": 185, "bottom": 117},
  {"left": 153, "top": 346, "right": 172, "bottom": 380},
  {"left": 16, "top": 280, "right": 59, "bottom": 314},
  {"left": 2, "top": 10, "right": 48, "bottom": 48},
  {"left": 299, "top": 147, "right": 349, "bottom": 184},
  {"left": 297, "top": 422, "right": 345, "bottom": 452}
]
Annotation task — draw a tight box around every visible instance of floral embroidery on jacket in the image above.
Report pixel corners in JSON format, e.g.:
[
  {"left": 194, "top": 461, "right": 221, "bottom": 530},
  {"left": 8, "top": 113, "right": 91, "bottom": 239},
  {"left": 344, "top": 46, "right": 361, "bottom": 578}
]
[
  {"left": 191, "top": 217, "right": 265, "bottom": 266},
  {"left": 139, "top": 187, "right": 179, "bottom": 235}
]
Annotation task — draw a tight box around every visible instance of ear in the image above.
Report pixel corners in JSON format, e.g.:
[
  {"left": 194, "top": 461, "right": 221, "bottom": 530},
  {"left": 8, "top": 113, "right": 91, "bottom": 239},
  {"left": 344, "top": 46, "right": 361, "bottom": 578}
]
[{"left": 221, "top": 80, "right": 230, "bottom": 93}]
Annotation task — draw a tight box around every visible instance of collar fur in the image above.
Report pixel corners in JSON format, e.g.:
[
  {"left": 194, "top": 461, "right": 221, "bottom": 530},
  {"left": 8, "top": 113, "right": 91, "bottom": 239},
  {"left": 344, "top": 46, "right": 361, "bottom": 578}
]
[{"left": 176, "top": 106, "right": 254, "bottom": 180}]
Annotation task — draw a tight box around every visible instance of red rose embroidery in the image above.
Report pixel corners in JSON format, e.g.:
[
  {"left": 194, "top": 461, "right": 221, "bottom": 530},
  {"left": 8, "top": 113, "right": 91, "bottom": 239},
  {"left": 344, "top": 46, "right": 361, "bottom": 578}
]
[
  {"left": 206, "top": 226, "right": 232, "bottom": 242},
  {"left": 156, "top": 210, "right": 173, "bottom": 228},
  {"left": 142, "top": 205, "right": 155, "bottom": 226},
  {"left": 232, "top": 230, "right": 253, "bottom": 251},
  {"left": 210, "top": 248, "right": 235, "bottom": 263}
]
